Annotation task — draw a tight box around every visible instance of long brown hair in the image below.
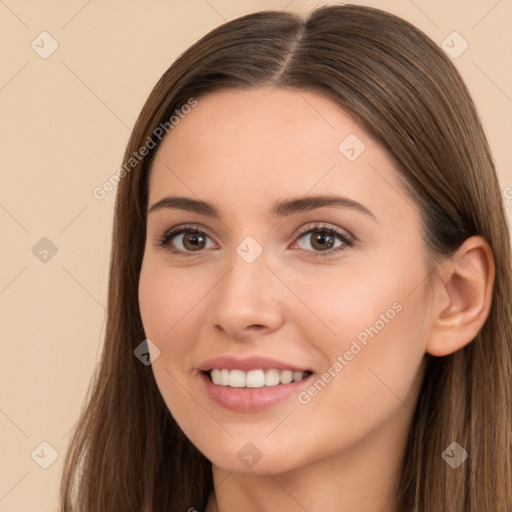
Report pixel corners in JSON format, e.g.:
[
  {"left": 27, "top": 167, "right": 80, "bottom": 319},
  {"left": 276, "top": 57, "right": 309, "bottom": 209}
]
[{"left": 59, "top": 4, "right": 512, "bottom": 511}]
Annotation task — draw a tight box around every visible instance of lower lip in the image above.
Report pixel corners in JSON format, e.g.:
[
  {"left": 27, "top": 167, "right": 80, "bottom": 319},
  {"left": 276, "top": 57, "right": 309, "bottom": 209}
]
[{"left": 198, "top": 371, "right": 314, "bottom": 413}]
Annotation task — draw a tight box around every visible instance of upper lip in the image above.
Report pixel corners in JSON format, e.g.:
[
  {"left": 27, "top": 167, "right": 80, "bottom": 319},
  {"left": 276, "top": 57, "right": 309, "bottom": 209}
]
[{"left": 198, "top": 355, "right": 312, "bottom": 373}]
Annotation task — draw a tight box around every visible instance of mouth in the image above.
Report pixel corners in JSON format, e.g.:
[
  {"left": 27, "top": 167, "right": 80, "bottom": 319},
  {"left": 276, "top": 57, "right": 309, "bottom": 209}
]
[
  {"left": 202, "top": 368, "right": 314, "bottom": 389},
  {"left": 197, "top": 355, "right": 315, "bottom": 412}
]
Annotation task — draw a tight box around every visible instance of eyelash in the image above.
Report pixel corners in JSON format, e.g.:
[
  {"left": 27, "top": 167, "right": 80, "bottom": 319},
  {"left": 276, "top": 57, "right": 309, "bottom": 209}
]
[{"left": 153, "top": 222, "right": 355, "bottom": 258}]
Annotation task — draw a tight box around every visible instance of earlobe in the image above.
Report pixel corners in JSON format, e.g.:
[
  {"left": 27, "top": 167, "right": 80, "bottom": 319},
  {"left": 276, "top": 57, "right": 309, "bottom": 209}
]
[{"left": 426, "top": 236, "right": 495, "bottom": 357}]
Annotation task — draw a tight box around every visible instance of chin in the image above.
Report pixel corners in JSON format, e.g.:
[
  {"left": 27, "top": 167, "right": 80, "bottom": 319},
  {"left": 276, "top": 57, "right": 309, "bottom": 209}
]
[{"left": 199, "top": 440, "right": 307, "bottom": 476}]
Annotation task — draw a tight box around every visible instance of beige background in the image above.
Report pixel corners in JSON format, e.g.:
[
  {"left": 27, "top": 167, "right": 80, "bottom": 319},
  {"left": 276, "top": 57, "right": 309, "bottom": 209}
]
[{"left": 0, "top": 0, "right": 511, "bottom": 510}]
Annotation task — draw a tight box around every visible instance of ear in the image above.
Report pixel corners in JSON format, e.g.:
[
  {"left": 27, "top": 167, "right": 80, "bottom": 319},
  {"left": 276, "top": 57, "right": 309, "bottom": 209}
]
[{"left": 426, "top": 236, "right": 495, "bottom": 357}]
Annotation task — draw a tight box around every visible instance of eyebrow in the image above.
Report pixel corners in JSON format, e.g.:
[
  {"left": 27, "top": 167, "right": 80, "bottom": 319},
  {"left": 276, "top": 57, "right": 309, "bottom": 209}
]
[{"left": 148, "top": 194, "right": 377, "bottom": 222}]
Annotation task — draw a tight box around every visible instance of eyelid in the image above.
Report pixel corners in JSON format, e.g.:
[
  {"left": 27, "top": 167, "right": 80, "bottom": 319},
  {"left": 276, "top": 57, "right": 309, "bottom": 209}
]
[{"left": 292, "top": 222, "right": 354, "bottom": 243}]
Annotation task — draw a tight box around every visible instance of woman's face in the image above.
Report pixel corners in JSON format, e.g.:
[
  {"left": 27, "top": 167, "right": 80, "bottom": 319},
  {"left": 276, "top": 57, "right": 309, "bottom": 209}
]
[{"left": 138, "top": 87, "right": 433, "bottom": 475}]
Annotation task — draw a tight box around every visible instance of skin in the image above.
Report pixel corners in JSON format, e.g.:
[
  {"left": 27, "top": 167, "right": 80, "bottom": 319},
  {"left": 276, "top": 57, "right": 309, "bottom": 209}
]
[{"left": 138, "top": 87, "right": 494, "bottom": 512}]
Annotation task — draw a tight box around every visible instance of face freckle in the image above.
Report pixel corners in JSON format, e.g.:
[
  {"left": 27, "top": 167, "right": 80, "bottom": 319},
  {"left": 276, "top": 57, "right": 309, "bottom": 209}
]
[{"left": 138, "top": 86, "right": 432, "bottom": 478}]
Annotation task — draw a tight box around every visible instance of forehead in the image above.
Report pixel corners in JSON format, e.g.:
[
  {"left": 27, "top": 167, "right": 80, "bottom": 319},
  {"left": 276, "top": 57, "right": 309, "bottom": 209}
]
[{"left": 148, "top": 87, "right": 417, "bottom": 224}]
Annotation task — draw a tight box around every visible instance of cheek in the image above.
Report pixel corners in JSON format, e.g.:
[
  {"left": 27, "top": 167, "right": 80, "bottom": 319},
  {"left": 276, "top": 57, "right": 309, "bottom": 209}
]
[
  {"left": 138, "top": 259, "right": 201, "bottom": 418},
  {"left": 289, "top": 255, "right": 428, "bottom": 398},
  {"left": 138, "top": 257, "right": 202, "bottom": 341},
  {"left": 138, "top": 256, "right": 215, "bottom": 389}
]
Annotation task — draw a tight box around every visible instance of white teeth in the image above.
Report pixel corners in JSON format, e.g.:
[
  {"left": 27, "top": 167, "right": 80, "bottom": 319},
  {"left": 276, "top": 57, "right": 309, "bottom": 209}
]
[
  {"left": 221, "top": 369, "right": 230, "bottom": 385},
  {"left": 280, "top": 370, "right": 293, "bottom": 384},
  {"left": 211, "top": 369, "right": 222, "bottom": 385},
  {"left": 246, "top": 369, "right": 265, "bottom": 388},
  {"left": 264, "top": 369, "right": 280, "bottom": 386},
  {"left": 229, "top": 369, "right": 246, "bottom": 388},
  {"left": 208, "top": 368, "right": 310, "bottom": 388}
]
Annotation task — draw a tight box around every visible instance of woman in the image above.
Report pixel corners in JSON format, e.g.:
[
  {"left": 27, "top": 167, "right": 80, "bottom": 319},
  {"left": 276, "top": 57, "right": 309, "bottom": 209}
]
[{"left": 59, "top": 4, "right": 512, "bottom": 511}]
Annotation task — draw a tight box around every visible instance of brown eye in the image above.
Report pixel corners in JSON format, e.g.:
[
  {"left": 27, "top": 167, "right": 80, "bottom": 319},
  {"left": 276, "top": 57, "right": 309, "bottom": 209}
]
[
  {"left": 293, "top": 224, "right": 354, "bottom": 257},
  {"left": 307, "top": 230, "right": 337, "bottom": 251},
  {"left": 181, "top": 231, "right": 207, "bottom": 251},
  {"left": 155, "top": 225, "right": 216, "bottom": 255}
]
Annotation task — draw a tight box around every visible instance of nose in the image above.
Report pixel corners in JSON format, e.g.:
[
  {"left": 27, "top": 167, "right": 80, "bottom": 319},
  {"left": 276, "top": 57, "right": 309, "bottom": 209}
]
[{"left": 206, "top": 247, "right": 284, "bottom": 341}]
